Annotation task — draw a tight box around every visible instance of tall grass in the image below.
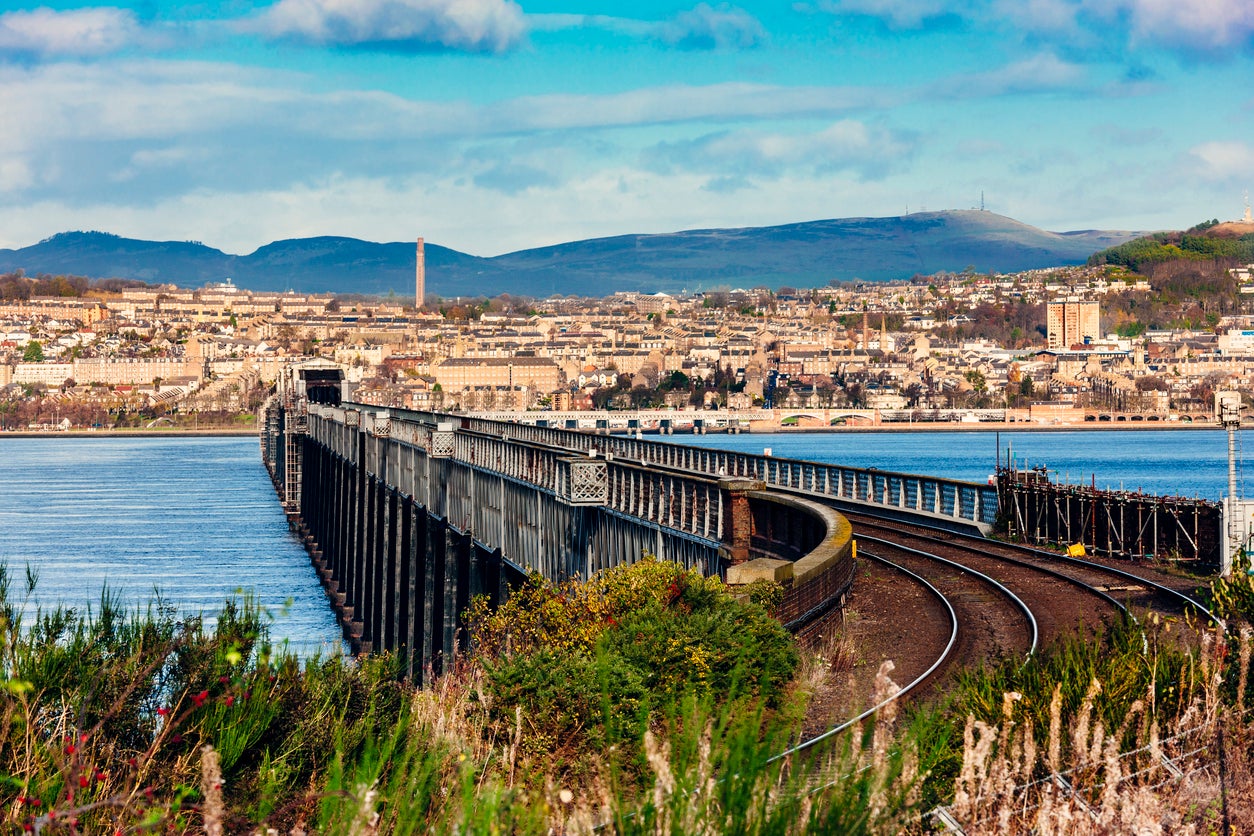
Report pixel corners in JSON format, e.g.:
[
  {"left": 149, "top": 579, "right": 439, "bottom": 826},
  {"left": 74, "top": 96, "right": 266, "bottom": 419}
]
[{"left": 3, "top": 558, "right": 1252, "bottom": 834}]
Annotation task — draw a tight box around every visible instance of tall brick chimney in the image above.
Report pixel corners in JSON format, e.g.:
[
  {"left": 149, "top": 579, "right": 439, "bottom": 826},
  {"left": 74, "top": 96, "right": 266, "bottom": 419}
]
[{"left": 415, "top": 237, "right": 425, "bottom": 310}]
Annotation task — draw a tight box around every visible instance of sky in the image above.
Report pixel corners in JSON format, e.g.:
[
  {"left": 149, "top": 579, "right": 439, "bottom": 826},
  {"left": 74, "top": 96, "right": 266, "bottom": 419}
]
[{"left": 0, "top": 0, "right": 1252, "bottom": 257}]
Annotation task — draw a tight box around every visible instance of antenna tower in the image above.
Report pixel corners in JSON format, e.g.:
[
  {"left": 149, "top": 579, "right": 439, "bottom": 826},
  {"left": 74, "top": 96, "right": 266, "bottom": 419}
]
[{"left": 980, "top": 191, "right": 985, "bottom": 211}]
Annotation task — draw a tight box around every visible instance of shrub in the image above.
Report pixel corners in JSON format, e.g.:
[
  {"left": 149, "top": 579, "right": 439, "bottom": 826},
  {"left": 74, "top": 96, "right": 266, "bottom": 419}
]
[{"left": 466, "top": 558, "right": 800, "bottom": 782}]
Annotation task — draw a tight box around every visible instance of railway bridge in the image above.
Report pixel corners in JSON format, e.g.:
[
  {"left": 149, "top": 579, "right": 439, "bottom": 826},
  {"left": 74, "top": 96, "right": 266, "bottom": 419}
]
[{"left": 260, "top": 364, "right": 999, "bottom": 677}]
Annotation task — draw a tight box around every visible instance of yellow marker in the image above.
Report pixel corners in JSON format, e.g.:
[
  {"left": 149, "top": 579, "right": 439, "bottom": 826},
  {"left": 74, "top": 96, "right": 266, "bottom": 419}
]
[{"left": 1067, "top": 543, "right": 1086, "bottom": 557}]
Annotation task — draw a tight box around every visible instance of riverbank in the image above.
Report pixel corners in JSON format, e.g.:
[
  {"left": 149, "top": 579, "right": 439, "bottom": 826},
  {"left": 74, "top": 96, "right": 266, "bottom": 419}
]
[
  {"left": 1, "top": 427, "right": 258, "bottom": 438},
  {"left": 757, "top": 421, "right": 1218, "bottom": 433}
]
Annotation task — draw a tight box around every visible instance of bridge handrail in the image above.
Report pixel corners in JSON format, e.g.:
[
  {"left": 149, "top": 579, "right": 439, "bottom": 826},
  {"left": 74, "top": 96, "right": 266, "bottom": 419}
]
[
  {"left": 307, "top": 405, "right": 729, "bottom": 545},
  {"left": 363, "top": 405, "right": 999, "bottom": 528}
]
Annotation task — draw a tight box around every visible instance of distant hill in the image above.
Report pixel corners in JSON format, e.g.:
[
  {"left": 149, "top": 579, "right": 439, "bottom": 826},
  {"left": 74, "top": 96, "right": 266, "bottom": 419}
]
[
  {"left": 0, "top": 212, "right": 1144, "bottom": 297},
  {"left": 1088, "top": 219, "right": 1254, "bottom": 273}
]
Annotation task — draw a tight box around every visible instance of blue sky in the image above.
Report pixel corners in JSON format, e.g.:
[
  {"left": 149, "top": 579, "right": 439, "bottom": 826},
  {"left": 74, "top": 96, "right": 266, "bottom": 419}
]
[{"left": 0, "top": 0, "right": 1251, "bottom": 256}]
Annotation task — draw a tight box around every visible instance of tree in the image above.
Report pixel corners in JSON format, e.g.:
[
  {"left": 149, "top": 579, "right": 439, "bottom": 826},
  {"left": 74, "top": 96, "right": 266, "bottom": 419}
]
[{"left": 22, "top": 340, "right": 44, "bottom": 362}]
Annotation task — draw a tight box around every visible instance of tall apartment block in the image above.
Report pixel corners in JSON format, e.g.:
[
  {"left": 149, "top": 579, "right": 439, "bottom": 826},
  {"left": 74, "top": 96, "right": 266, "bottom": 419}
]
[
  {"left": 415, "top": 237, "right": 425, "bottom": 309},
  {"left": 1046, "top": 299, "right": 1100, "bottom": 349}
]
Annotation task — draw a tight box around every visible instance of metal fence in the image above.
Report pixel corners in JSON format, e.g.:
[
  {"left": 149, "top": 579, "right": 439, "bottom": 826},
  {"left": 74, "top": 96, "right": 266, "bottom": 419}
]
[{"left": 378, "top": 406, "right": 999, "bottom": 530}]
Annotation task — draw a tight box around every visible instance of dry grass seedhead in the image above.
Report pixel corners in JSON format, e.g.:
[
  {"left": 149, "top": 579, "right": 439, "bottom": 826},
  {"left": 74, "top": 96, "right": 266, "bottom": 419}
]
[{"left": 200, "top": 745, "right": 225, "bottom": 836}]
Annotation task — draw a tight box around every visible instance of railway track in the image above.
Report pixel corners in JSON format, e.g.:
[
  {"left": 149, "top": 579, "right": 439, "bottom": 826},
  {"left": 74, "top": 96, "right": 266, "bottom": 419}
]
[
  {"left": 843, "top": 511, "right": 1219, "bottom": 629},
  {"left": 452, "top": 426, "right": 1221, "bottom": 745}
]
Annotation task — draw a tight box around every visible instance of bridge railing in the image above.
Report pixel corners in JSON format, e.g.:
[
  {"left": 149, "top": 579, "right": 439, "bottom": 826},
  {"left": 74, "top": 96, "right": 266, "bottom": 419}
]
[
  {"left": 308, "top": 405, "right": 728, "bottom": 546},
  {"left": 282, "top": 400, "right": 860, "bottom": 649},
  {"left": 374, "top": 406, "right": 998, "bottom": 529}
]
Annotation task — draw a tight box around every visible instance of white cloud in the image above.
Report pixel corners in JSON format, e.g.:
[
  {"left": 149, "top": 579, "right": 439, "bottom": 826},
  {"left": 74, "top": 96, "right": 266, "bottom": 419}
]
[
  {"left": 646, "top": 120, "right": 913, "bottom": 180},
  {"left": 932, "top": 52, "right": 1087, "bottom": 97},
  {"left": 529, "top": 5, "right": 765, "bottom": 50},
  {"left": 825, "top": 0, "right": 1254, "bottom": 54},
  {"left": 0, "top": 158, "right": 33, "bottom": 193},
  {"left": 0, "top": 7, "right": 141, "bottom": 57},
  {"left": 1093, "top": 0, "right": 1254, "bottom": 50},
  {"left": 0, "top": 61, "right": 891, "bottom": 159},
  {"left": 1188, "top": 141, "right": 1254, "bottom": 179},
  {"left": 654, "top": 4, "right": 767, "bottom": 49},
  {"left": 821, "top": 0, "right": 975, "bottom": 28},
  {"left": 250, "top": 0, "right": 527, "bottom": 52}
]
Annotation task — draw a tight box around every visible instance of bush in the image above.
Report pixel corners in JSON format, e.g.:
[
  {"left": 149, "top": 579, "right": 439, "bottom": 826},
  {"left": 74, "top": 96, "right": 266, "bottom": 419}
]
[{"left": 466, "top": 558, "right": 800, "bottom": 782}]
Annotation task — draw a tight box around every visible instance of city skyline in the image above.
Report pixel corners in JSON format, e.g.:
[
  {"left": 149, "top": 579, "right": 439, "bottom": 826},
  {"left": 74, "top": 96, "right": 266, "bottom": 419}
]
[{"left": 0, "top": 1, "right": 1251, "bottom": 257}]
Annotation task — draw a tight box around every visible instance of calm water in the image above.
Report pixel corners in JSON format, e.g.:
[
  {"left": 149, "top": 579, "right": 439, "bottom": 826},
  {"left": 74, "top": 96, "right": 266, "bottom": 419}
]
[
  {"left": 672, "top": 429, "right": 1246, "bottom": 502},
  {"left": 0, "top": 436, "right": 342, "bottom": 656},
  {"left": 0, "top": 430, "right": 1243, "bottom": 642}
]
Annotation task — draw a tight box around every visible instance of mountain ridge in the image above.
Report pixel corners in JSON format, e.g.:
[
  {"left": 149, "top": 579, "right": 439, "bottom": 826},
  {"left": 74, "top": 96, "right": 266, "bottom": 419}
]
[{"left": 0, "top": 211, "right": 1145, "bottom": 297}]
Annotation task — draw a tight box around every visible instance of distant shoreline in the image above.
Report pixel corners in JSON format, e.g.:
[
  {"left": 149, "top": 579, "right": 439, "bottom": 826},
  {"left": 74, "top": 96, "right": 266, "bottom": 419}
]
[
  {"left": 1, "top": 428, "right": 257, "bottom": 439},
  {"left": 0, "top": 421, "right": 1228, "bottom": 440},
  {"left": 758, "top": 422, "right": 1219, "bottom": 434}
]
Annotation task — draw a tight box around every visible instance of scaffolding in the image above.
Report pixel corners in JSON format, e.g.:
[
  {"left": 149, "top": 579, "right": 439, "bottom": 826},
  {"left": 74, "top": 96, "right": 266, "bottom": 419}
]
[{"left": 998, "top": 466, "right": 1223, "bottom": 572}]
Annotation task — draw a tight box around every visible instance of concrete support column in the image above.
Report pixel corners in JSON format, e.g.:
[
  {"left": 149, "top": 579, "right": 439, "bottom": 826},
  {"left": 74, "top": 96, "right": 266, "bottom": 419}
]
[{"left": 719, "top": 479, "right": 765, "bottom": 566}]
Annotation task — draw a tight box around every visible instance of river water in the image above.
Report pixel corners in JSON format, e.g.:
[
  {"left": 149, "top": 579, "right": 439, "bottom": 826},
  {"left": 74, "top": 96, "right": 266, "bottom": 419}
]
[
  {"left": 671, "top": 428, "right": 1245, "bottom": 502},
  {"left": 0, "top": 430, "right": 1244, "bottom": 641},
  {"left": 0, "top": 436, "right": 343, "bottom": 656}
]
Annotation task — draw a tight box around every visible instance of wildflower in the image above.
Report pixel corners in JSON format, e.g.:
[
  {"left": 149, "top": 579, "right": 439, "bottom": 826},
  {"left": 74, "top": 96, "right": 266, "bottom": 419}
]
[
  {"left": 219, "top": 675, "right": 230, "bottom": 684},
  {"left": 172, "top": 734, "right": 184, "bottom": 745},
  {"left": 192, "top": 690, "right": 209, "bottom": 707},
  {"left": 224, "top": 696, "right": 235, "bottom": 707},
  {"left": 156, "top": 707, "right": 169, "bottom": 717},
  {"left": 65, "top": 744, "right": 76, "bottom": 755},
  {"left": 94, "top": 771, "right": 106, "bottom": 781},
  {"left": 79, "top": 776, "right": 89, "bottom": 788}
]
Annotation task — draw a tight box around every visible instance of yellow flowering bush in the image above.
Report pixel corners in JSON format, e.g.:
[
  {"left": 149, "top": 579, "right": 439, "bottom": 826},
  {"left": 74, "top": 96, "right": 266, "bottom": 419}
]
[{"left": 464, "top": 557, "right": 798, "bottom": 779}]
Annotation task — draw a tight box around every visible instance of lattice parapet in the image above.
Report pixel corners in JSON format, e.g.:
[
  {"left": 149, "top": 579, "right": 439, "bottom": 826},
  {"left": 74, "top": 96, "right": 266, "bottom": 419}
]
[
  {"left": 345, "top": 409, "right": 361, "bottom": 428},
  {"left": 430, "top": 430, "right": 455, "bottom": 458},
  {"left": 559, "top": 457, "right": 609, "bottom": 505},
  {"left": 371, "top": 419, "right": 392, "bottom": 439}
]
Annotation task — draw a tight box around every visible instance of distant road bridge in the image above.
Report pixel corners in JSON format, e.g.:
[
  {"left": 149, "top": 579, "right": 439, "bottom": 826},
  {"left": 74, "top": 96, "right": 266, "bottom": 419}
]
[
  {"left": 261, "top": 364, "right": 999, "bottom": 677},
  {"left": 463, "top": 406, "right": 1012, "bottom": 431}
]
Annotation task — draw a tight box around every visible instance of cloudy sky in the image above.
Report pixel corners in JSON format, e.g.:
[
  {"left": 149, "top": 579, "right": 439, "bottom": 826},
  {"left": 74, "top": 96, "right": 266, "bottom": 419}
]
[{"left": 0, "top": 0, "right": 1252, "bottom": 256}]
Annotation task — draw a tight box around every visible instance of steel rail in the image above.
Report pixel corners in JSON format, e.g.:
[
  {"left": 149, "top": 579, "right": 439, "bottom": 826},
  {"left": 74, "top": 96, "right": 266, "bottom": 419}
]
[
  {"left": 849, "top": 515, "right": 1131, "bottom": 621},
  {"left": 767, "top": 548, "right": 959, "bottom": 761},
  {"left": 856, "top": 533, "right": 1040, "bottom": 659},
  {"left": 844, "top": 511, "right": 1220, "bottom": 628}
]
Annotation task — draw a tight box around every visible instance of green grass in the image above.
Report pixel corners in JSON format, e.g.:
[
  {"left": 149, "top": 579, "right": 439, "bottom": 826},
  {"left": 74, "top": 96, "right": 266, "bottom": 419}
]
[{"left": 2, "top": 559, "right": 1250, "bottom": 834}]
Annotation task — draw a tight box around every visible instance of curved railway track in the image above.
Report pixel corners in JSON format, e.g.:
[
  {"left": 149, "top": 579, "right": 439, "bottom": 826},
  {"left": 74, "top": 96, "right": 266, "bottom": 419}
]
[
  {"left": 452, "top": 426, "right": 1221, "bottom": 746},
  {"left": 843, "top": 511, "right": 1219, "bottom": 629}
]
